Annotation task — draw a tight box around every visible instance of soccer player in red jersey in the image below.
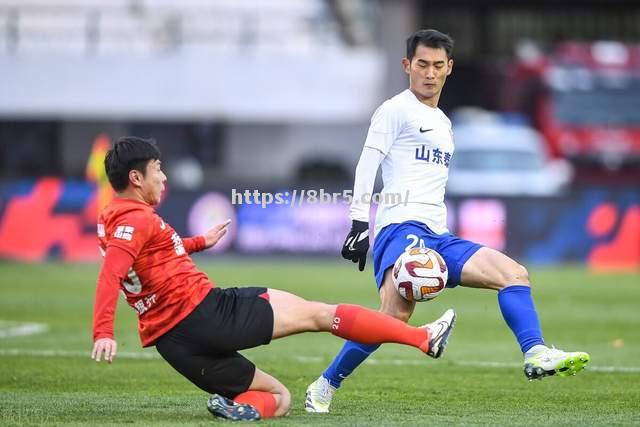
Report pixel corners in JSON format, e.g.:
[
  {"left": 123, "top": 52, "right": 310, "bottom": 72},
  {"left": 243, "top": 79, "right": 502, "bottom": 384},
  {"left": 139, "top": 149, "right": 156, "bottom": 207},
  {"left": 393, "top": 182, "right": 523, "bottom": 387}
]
[{"left": 91, "top": 136, "right": 456, "bottom": 421}]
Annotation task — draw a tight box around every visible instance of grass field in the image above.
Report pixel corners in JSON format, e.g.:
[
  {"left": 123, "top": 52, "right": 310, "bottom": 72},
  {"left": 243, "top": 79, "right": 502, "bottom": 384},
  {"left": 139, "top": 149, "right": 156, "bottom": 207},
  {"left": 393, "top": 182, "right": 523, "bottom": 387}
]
[{"left": 1, "top": 258, "right": 639, "bottom": 426}]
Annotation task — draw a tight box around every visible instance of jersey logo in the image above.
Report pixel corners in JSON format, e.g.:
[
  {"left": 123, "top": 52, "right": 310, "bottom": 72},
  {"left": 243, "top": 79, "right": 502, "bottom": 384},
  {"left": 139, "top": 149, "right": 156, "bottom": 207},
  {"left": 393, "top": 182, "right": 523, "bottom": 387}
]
[
  {"left": 133, "top": 294, "right": 157, "bottom": 315},
  {"left": 419, "top": 127, "right": 433, "bottom": 133},
  {"left": 171, "top": 232, "right": 186, "bottom": 256},
  {"left": 123, "top": 267, "right": 142, "bottom": 294},
  {"left": 415, "top": 145, "right": 452, "bottom": 167},
  {"left": 113, "top": 225, "right": 135, "bottom": 241}
]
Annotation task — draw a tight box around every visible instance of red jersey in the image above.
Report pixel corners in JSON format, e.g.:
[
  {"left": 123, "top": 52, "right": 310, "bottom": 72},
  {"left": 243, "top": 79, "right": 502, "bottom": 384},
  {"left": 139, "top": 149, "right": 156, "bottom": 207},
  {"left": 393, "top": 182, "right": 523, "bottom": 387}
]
[{"left": 93, "top": 197, "right": 213, "bottom": 347}]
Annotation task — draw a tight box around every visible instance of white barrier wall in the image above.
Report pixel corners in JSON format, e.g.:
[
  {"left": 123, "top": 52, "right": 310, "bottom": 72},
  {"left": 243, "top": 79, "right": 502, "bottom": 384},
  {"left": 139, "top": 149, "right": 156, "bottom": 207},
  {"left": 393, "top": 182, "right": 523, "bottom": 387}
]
[{"left": 0, "top": 50, "right": 384, "bottom": 121}]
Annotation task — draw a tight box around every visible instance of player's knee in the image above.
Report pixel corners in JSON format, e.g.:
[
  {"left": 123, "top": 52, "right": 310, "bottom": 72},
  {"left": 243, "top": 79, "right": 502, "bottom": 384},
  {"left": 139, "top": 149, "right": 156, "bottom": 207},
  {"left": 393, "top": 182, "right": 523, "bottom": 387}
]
[
  {"left": 510, "top": 263, "right": 530, "bottom": 285},
  {"left": 498, "top": 263, "right": 530, "bottom": 288},
  {"left": 307, "top": 302, "right": 336, "bottom": 332}
]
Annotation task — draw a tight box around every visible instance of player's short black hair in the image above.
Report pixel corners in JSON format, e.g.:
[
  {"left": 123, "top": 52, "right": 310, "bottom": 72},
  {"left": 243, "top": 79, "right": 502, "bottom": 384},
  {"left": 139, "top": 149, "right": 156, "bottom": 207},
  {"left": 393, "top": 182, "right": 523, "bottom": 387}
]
[
  {"left": 105, "top": 136, "right": 161, "bottom": 192},
  {"left": 406, "top": 29, "right": 454, "bottom": 61}
]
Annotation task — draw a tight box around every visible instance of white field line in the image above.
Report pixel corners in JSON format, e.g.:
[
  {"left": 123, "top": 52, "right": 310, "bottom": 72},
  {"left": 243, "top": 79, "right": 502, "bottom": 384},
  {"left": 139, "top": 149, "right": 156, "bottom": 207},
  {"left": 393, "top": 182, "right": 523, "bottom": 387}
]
[
  {"left": 0, "top": 348, "right": 638, "bottom": 373},
  {"left": 0, "top": 348, "right": 159, "bottom": 359},
  {"left": 293, "top": 355, "right": 640, "bottom": 373},
  {"left": 0, "top": 322, "right": 48, "bottom": 339}
]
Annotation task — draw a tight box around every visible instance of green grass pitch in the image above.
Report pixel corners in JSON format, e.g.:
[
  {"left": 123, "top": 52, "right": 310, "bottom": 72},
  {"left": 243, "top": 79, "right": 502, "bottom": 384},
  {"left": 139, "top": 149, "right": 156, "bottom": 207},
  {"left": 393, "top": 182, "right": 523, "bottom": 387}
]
[{"left": 1, "top": 258, "right": 639, "bottom": 426}]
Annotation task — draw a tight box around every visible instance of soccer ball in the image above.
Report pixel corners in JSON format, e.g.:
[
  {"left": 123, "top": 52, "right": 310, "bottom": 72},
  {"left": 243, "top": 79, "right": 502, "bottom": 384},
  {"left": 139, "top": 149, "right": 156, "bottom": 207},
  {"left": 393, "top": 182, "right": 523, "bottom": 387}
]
[{"left": 392, "top": 248, "right": 448, "bottom": 302}]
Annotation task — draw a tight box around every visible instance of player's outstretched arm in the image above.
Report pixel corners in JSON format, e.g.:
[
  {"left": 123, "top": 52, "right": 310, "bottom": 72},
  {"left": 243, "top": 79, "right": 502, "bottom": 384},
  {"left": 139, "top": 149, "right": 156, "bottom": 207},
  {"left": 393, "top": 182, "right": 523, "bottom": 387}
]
[
  {"left": 183, "top": 219, "right": 231, "bottom": 253},
  {"left": 91, "top": 245, "right": 135, "bottom": 364},
  {"left": 201, "top": 219, "right": 231, "bottom": 249}
]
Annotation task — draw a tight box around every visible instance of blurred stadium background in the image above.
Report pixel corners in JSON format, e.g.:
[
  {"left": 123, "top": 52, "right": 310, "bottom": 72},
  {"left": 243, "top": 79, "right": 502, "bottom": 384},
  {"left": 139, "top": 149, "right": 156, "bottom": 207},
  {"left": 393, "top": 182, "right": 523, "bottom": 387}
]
[{"left": 0, "top": 0, "right": 639, "bottom": 425}]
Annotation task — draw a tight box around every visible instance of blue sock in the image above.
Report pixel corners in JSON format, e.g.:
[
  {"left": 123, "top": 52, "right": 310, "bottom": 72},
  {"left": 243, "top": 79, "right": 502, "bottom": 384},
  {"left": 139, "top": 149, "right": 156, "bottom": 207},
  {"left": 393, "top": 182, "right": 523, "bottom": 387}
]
[
  {"left": 322, "top": 341, "right": 380, "bottom": 388},
  {"left": 498, "top": 285, "right": 545, "bottom": 354}
]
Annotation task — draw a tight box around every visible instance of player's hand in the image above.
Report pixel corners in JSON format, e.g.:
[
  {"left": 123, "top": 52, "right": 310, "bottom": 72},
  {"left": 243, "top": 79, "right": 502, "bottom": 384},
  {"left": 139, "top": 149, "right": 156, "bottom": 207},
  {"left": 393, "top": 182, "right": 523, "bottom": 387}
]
[
  {"left": 91, "top": 338, "right": 117, "bottom": 363},
  {"left": 341, "top": 220, "right": 370, "bottom": 271},
  {"left": 202, "top": 219, "right": 231, "bottom": 249}
]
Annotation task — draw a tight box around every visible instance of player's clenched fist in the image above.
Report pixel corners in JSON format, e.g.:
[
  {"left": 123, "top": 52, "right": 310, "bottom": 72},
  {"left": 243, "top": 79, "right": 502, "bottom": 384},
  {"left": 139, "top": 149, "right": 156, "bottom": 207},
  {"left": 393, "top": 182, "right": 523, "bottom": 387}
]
[
  {"left": 91, "top": 338, "right": 117, "bottom": 363},
  {"left": 341, "top": 220, "right": 370, "bottom": 271}
]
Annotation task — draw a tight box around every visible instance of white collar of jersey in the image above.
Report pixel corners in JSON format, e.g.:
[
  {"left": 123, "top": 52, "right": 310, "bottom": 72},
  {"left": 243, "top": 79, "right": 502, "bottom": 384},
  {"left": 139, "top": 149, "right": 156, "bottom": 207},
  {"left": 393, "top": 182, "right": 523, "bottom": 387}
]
[{"left": 404, "top": 89, "right": 440, "bottom": 111}]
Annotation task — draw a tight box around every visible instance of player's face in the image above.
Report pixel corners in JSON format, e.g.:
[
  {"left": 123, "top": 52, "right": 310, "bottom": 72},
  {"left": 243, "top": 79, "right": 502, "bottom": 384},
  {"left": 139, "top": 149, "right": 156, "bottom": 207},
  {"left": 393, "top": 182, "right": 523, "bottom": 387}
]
[
  {"left": 140, "top": 159, "right": 167, "bottom": 206},
  {"left": 402, "top": 45, "right": 453, "bottom": 107}
]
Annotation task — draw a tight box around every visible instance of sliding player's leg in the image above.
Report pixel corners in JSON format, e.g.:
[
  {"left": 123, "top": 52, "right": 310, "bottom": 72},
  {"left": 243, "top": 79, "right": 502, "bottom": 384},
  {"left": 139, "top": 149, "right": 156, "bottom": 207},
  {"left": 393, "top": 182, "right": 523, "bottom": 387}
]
[
  {"left": 460, "top": 246, "right": 590, "bottom": 380},
  {"left": 266, "top": 288, "right": 453, "bottom": 352}
]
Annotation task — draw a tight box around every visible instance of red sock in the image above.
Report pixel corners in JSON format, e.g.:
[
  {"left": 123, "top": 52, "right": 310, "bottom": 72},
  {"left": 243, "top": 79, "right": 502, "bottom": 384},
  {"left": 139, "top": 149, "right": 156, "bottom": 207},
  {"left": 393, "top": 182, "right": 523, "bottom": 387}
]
[
  {"left": 234, "top": 391, "right": 277, "bottom": 418},
  {"left": 331, "top": 304, "right": 430, "bottom": 352}
]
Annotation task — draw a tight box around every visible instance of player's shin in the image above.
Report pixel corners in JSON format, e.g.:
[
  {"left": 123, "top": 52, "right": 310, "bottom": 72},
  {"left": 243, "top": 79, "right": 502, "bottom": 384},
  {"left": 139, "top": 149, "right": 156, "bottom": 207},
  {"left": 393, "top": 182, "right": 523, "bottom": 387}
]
[
  {"left": 498, "top": 285, "right": 545, "bottom": 354},
  {"left": 323, "top": 341, "right": 380, "bottom": 388},
  {"left": 330, "top": 304, "right": 429, "bottom": 351}
]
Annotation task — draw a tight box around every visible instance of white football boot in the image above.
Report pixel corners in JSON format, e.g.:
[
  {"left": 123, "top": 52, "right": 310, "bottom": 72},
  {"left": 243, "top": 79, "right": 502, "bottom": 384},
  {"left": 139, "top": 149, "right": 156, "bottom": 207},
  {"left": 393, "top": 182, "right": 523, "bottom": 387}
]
[
  {"left": 422, "top": 308, "right": 457, "bottom": 358},
  {"left": 524, "top": 345, "right": 590, "bottom": 380},
  {"left": 304, "top": 376, "right": 336, "bottom": 413}
]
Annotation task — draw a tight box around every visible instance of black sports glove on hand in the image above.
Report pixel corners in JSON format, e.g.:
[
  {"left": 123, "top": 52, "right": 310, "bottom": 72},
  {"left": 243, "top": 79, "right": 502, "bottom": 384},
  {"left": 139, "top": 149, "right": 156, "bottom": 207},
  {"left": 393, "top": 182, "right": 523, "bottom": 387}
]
[{"left": 341, "top": 220, "right": 370, "bottom": 271}]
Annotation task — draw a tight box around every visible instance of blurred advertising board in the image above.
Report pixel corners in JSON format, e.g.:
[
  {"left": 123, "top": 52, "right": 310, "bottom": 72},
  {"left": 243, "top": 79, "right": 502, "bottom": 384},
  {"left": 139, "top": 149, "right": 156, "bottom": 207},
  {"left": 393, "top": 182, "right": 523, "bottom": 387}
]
[{"left": 0, "top": 179, "right": 638, "bottom": 272}]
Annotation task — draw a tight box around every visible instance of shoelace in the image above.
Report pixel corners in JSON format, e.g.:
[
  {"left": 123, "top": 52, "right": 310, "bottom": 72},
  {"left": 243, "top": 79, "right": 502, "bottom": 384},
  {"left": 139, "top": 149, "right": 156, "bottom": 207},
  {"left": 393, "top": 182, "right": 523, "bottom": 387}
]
[
  {"left": 534, "top": 345, "right": 565, "bottom": 363},
  {"left": 546, "top": 345, "right": 565, "bottom": 356},
  {"left": 315, "top": 379, "right": 335, "bottom": 404}
]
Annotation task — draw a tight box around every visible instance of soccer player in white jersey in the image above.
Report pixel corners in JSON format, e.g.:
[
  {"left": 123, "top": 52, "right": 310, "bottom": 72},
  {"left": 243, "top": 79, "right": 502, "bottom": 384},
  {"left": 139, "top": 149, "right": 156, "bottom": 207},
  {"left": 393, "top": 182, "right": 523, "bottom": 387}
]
[{"left": 305, "top": 29, "right": 590, "bottom": 413}]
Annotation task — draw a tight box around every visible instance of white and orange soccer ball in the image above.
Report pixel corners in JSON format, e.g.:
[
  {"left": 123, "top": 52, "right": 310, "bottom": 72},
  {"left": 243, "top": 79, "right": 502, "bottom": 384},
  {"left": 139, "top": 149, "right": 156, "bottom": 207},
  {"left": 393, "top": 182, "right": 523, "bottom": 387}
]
[{"left": 392, "top": 248, "right": 448, "bottom": 302}]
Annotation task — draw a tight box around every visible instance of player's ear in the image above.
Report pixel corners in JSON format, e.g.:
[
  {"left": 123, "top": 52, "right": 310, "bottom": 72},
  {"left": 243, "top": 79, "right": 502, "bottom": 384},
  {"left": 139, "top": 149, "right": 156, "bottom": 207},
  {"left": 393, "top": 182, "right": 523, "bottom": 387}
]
[
  {"left": 128, "top": 169, "right": 144, "bottom": 187},
  {"left": 402, "top": 57, "right": 411, "bottom": 75},
  {"left": 446, "top": 59, "right": 453, "bottom": 76}
]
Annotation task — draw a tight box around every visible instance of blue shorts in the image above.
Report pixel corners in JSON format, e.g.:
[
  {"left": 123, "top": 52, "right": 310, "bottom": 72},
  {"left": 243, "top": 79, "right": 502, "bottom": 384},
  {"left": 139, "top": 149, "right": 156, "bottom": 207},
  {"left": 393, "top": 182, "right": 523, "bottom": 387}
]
[{"left": 372, "top": 221, "right": 482, "bottom": 289}]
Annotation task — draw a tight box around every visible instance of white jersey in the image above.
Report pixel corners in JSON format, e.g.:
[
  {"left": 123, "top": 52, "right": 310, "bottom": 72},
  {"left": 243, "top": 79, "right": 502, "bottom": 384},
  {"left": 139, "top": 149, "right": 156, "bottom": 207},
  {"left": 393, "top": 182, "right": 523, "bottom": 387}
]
[{"left": 353, "top": 89, "right": 454, "bottom": 235}]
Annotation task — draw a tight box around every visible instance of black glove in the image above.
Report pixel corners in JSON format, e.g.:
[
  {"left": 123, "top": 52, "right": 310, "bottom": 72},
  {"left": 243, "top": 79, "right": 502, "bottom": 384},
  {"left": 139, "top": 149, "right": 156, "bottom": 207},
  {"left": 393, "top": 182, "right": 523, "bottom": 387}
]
[{"left": 341, "top": 220, "right": 370, "bottom": 271}]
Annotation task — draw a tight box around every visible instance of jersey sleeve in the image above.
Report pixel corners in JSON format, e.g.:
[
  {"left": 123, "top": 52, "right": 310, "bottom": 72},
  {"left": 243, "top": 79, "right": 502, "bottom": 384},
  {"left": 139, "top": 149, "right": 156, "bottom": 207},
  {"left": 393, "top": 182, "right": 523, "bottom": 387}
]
[
  {"left": 93, "top": 245, "right": 135, "bottom": 341},
  {"left": 183, "top": 235, "right": 206, "bottom": 254},
  {"left": 349, "top": 147, "right": 385, "bottom": 222},
  {"left": 106, "top": 210, "right": 155, "bottom": 259},
  {"left": 363, "top": 102, "right": 405, "bottom": 155}
]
